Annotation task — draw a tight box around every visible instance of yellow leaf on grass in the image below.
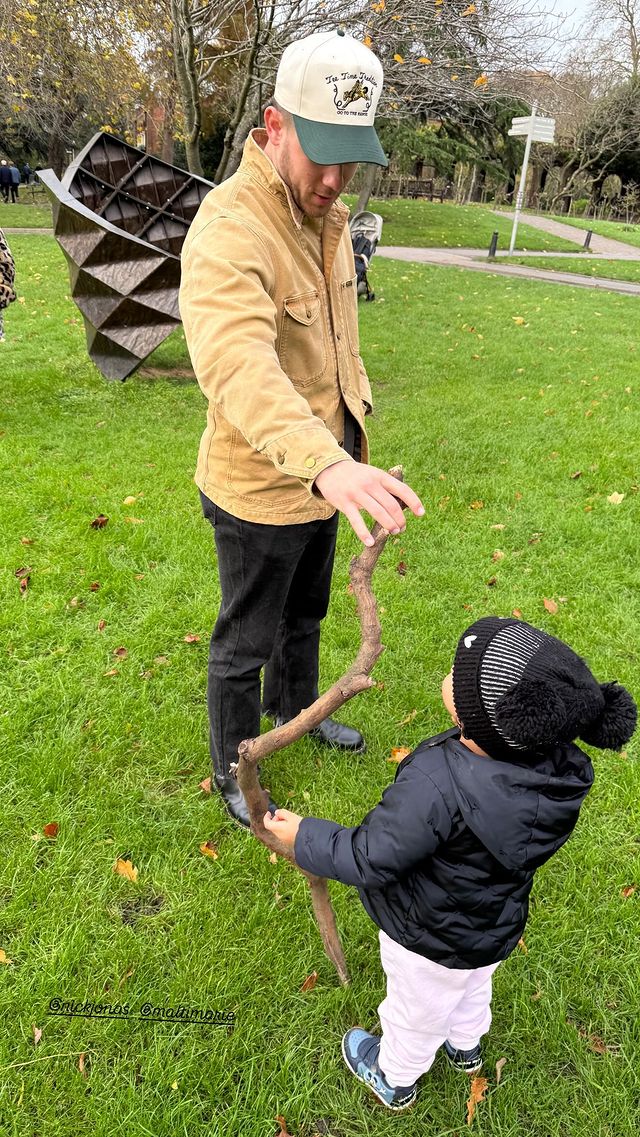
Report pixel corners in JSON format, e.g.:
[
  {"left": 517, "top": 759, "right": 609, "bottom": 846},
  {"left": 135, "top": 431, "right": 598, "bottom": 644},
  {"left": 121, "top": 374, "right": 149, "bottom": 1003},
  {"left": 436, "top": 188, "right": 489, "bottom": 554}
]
[
  {"left": 512, "top": 315, "right": 526, "bottom": 325},
  {"left": 495, "top": 1056, "right": 507, "bottom": 1083},
  {"left": 300, "top": 971, "right": 318, "bottom": 992},
  {"left": 393, "top": 53, "right": 404, "bottom": 63},
  {"left": 0, "top": 950, "right": 13, "bottom": 965},
  {"left": 474, "top": 74, "right": 488, "bottom": 87},
  {"left": 363, "top": 34, "right": 373, "bottom": 46},
  {"left": 123, "top": 495, "right": 137, "bottom": 505},
  {"left": 200, "top": 841, "right": 219, "bottom": 860},
  {"left": 543, "top": 597, "right": 558, "bottom": 615},
  {"left": 418, "top": 56, "right": 432, "bottom": 64},
  {"left": 389, "top": 746, "right": 411, "bottom": 763},
  {"left": 114, "top": 857, "right": 138, "bottom": 882},
  {"left": 466, "top": 1075, "right": 488, "bottom": 1125},
  {"left": 607, "top": 492, "right": 625, "bottom": 504},
  {"left": 462, "top": 2, "right": 477, "bottom": 12}
]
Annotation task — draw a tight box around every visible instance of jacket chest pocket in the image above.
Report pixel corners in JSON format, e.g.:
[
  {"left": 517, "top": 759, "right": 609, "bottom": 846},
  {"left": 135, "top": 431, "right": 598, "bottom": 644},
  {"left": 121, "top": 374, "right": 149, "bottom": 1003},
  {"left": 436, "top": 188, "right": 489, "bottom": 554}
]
[
  {"left": 278, "top": 290, "right": 326, "bottom": 387},
  {"left": 340, "top": 277, "right": 360, "bottom": 358}
]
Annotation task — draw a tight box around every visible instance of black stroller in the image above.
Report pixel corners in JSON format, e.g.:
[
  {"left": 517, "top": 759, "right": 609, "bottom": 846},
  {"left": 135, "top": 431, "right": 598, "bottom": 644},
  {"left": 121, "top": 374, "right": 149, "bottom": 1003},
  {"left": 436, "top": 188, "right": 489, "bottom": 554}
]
[{"left": 349, "top": 210, "right": 383, "bottom": 302}]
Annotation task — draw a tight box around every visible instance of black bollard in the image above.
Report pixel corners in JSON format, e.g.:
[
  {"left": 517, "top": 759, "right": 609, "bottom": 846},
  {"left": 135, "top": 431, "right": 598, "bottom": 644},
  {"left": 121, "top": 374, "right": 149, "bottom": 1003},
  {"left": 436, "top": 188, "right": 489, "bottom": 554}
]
[
  {"left": 488, "top": 231, "right": 499, "bottom": 259},
  {"left": 583, "top": 229, "right": 593, "bottom": 251}
]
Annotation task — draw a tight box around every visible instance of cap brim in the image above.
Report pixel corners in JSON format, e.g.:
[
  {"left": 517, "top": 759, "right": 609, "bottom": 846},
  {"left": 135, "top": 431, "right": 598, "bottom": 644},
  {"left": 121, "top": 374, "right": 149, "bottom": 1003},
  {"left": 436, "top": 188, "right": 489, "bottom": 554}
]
[{"left": 292, "top": 114, "right": 388, "bottom": 167}]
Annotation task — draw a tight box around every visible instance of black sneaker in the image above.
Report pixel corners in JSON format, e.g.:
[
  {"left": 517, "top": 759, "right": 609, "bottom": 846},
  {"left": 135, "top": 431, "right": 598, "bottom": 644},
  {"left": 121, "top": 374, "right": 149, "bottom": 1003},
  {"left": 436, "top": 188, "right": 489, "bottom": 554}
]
[
  {"left": 443, "top": 1039, "right": 483, "bottom": 1074},
  {"left": 341, "top": 1028, "right": 417, "bottom": 1111}
]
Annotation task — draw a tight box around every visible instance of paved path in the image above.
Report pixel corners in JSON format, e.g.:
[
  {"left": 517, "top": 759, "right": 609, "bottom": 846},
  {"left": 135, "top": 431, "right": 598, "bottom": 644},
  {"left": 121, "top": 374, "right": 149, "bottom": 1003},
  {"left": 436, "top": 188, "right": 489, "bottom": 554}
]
[
  {"left": 3, "top": 227, "right": 53, "bottom": 235},
  {"left": 377, "top": 245, "right": 640, "bottom": 296},
  {"left": 492, "top": 209, "right": 640, "bottom": 259}
]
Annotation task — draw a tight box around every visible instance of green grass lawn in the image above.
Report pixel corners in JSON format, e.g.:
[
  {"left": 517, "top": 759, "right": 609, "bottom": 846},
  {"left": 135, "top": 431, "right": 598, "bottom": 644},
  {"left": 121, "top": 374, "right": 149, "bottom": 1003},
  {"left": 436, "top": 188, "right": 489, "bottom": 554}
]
[
  {"left": 537, "top": 213, "right": 640, "bottom": 250},
  {"left": 1, "top": 235, "right": 640, "bottom": 1136},
  {"left": 342, "top": 197, "right": 583, "bottom": 253},
  {"left": 504, "top": 257, "right": 640, "bottom": 283},
  {"left": 0, "top": 201, "right": 52, "bottom": 228}
]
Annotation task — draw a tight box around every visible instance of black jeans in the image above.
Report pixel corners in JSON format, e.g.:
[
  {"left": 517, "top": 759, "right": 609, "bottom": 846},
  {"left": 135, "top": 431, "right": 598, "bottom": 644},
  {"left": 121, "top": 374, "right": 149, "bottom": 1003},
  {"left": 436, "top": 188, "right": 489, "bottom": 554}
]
[{"left": 200, "top": 490, "right": 339, "bottom": 780}]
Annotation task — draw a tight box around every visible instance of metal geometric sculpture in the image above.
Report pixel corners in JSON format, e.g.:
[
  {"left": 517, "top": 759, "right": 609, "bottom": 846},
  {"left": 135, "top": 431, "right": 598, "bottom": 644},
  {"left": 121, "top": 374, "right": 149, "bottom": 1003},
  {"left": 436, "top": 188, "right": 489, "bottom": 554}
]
[{"left": 39, "top": 132, "right": 215, "bottom": 380}]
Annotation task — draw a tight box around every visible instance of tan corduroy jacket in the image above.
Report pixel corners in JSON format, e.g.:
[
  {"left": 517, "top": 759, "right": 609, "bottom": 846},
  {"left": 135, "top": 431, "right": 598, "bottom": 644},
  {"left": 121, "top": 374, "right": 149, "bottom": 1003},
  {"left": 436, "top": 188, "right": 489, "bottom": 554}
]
[{"left": 179, "top": 128, "right": 372, "bottom": 524}]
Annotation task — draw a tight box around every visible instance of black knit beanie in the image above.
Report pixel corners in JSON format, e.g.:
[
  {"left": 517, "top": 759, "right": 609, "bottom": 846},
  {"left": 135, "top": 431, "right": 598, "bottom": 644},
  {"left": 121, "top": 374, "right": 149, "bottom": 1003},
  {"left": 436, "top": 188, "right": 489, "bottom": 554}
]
[{"left": 452, "top": 616, "right": 637, "bottom": 762}]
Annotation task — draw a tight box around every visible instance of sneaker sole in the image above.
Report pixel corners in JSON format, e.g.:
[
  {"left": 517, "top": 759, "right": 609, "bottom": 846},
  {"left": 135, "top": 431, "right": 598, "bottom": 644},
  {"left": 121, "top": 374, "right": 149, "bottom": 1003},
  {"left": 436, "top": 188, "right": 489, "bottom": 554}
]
[{"left": 340, "top": 1036, "right": 416, "bottom": 1112}]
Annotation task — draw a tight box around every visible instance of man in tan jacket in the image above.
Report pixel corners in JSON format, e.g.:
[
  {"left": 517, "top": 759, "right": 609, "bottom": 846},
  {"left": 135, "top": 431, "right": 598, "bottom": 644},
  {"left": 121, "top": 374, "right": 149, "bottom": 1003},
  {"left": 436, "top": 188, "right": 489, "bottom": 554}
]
[{"left": 180, "top": 29, "right": 423, "bottom": 826}]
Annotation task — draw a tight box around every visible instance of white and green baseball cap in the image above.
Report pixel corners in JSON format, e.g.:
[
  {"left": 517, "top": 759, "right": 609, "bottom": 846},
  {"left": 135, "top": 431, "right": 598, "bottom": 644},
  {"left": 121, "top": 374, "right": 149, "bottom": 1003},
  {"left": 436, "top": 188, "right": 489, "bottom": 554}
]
[{"left": 274, "top": 29, "right": 388, "bottom": 167}]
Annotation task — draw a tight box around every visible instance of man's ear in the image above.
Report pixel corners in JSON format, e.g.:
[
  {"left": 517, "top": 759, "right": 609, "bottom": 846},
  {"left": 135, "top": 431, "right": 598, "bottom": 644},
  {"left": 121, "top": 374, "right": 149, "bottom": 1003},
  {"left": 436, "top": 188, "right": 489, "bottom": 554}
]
[{"left": 264, "top": 105, "right": 286, "bottom": 147}]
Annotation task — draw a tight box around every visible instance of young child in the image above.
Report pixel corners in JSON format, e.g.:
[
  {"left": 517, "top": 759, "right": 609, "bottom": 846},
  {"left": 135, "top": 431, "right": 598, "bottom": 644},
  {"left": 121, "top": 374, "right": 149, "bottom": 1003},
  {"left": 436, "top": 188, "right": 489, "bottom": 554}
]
[
  {"left": 0, "top": 226, "right": 17, "bottom": 342},
  {"left": 264, "top": 615, "right": 637, "bottom": 1111}
]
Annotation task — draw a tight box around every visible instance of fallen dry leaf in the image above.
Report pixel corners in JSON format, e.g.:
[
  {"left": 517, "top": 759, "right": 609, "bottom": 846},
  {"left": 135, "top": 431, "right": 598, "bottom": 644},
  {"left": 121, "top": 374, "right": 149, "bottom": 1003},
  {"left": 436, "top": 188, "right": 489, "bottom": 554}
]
[
  {"left": 153, "top": 656, "right": 169, "bottom": 665},
  {"left": 20, "top": 537, "right": 34, "bottom": 545},
  {"left": 517, "top": 937, "right": 528, "bottom": 953},
  {"left": 543, "top": 598, "right": 558, "bottom": 615},
  {"left": 269, "top": 851, "right": 278, "bottom": 864},
  {"left": 396, "top": 709, "right": 417, "bottom": 726},
  {"left": 114, "top": 857, "right": 138, "bottom": 882},
  {"left": 32, "top": 1025, "right": 42, "bottom": 1047},
  {"left": 512, "top": 608, "right": 523, "bottom": 618},
  {"left": 90, "top": 514, "right": 109, "bottom": 529},
  {"left": 512, "top": 315, "right": 527, "bottom": 325},
  {"left": 90, "top": 581, "right": 100, "bottom": 592},
  {"left": 491, "top": 523, "right": 505, "bottom": 531},
  {"left": 19, "top": 575, "right": 29, "bottom": 595},
  {"left": 78, "top": 1051, "right": 88, "bottom": 1077},
  {"left": 389, "top": 746, "right": 411, "bottom": 763},
  {"left": 300, "top": 971, "right": 318, "bottom": 993},
  {"left": 531, "top": 989, "right": 542, "bottom": 1001},
  {"left": 123, "top": 495, "right": 138, "bottom": 505},
  {"left": 495, "top": 1056, "right": 507, "bottom": 1084},
  {"left": 14, "top": 566, "right": 31, "bottom": 578},
  {"left": 124, "top": 516, "right": 144, "bottom": 524},
  {"left": 275, "top": 1116, "right": 294, "bottom": 1137},
  {"left": 134, "top": 573, "right": 145, "bottom": 580},
  {"left": 103, "top": 668, "right": 119, "bottom": 677},
  {"left": 491, "top": 550, "right": 505, "bottom": 562},
  {"left": 466, "top": 1075, "right": 488, "bottom": 1125},
  {"left": 97, "top": 619, "right": 106, "bottom": 632},
  {"left": 113, "top": 646, "right": 128, "bottom": 659},
  {"left": 470, "top": 500, "right": 484, "bottom": 510},
  {"left": 621, "top": 885, "right": 636, "bottom": 899},
  {"left": 570, "top": 471, "right": 582, "bottom": 479},
  {"left": 486, "top": 575, "right": 498, "bottom": 587},
  {"left": 43, "top": 822, "right": 59, "bottom": 839},
  {"left": 607, "top": 492, "right": 625, "bottom": 505},
  {"left": 0, "top": 950, "right": 13, "bottom": 965},
  {"left": 199, "top": 777, "right": 212, "bottom": 794},
  {"left": 396, "top": 561, "right": 407, "bottom": 576},
  {"left": 200, "top": 841, "right": 219, "bottom": 860},
  {"left": 183, "top": 634, "right": 201, "bottom": 644}
]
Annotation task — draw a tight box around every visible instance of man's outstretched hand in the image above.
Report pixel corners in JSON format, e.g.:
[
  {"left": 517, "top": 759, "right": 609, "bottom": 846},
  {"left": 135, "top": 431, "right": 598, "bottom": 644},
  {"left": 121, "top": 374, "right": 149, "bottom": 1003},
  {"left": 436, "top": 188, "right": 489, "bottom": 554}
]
[{"left": 314, "top": 461, "right": 424, "bottom": 547}]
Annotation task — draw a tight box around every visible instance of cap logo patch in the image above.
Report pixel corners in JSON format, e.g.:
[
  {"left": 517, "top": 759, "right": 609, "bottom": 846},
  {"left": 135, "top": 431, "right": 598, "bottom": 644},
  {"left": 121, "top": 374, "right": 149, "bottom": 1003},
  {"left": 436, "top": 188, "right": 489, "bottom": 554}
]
[
  {"left": 326, "top": 70, "right": 377, "bottom": 116},
  {"left": 464, "top": 635, "right": 477, "bottom": 649}
]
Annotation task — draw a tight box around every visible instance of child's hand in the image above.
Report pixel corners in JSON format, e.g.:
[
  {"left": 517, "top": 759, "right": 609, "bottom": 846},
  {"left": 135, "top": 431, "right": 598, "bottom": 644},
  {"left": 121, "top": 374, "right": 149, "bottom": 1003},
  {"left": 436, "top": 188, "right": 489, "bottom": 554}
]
[{"left": 263, "top": 808, "right": 302, "bottom": 848}]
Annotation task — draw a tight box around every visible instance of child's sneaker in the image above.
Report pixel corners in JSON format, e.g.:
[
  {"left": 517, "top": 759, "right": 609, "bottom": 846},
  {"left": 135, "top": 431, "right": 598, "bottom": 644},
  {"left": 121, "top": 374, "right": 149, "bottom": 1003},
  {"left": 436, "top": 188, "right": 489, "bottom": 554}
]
[
  {"left": 341, "top": 1028, "right": 417, "bottom": 1111},
  {"left": 443, "top": 1039, "right": 483, "bottom": 1074}
]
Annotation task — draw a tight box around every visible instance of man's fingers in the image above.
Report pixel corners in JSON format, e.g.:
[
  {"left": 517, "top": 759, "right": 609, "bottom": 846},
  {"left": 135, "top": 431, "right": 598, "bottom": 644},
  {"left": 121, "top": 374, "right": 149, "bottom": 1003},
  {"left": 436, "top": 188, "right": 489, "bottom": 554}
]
[
  {"left": 382, "top": 474, "right": 425, "bottom": 517},
  {"left": 360, "top": 491, "right": 405, "bottom": 534},
  {"left": 343, "top": 504, "right": 374, "bottom": 547}
]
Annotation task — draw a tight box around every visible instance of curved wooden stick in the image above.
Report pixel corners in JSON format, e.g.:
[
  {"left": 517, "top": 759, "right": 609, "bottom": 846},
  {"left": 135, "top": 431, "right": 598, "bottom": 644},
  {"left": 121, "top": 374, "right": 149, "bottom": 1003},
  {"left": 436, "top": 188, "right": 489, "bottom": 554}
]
[{"left": 234, "top": 466, "right": 405, "bottom": 985}]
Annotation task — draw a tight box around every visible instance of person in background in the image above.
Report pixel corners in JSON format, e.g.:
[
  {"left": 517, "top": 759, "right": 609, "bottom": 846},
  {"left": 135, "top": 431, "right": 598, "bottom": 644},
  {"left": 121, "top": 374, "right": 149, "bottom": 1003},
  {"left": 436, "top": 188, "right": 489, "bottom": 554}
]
[
  {"left": 0, "top": 160, "right": 11, "bottom": 203},
  {"left": 22, "top": 162, "right": 32, "bottom": 185},
  {"left": 8, "top": 162, "right": 20, "bottom": 202}
]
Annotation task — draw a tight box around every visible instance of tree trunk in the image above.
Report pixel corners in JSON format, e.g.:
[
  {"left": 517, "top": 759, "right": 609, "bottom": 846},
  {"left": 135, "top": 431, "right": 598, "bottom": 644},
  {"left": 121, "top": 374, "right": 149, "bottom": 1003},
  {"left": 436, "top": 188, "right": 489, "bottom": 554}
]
[
  {"left": 356, "top": 163, "right": 378, "bottom": 213},
  {"left": 215, "top": 4, "right": 262, "bottom": 183},
  {"left": 222, "top": 90, "right": 259, "bottom": 180},
  {"left": 171, "top": 0, "right": 204, "bottom": 176}
]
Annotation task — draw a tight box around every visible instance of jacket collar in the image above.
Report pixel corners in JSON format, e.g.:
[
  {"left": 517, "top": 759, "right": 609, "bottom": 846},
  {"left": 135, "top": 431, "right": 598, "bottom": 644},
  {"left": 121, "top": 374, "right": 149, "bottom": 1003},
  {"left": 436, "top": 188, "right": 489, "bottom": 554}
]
[{"left": 241, "top": 128, "right": 349, "bottom": 233}]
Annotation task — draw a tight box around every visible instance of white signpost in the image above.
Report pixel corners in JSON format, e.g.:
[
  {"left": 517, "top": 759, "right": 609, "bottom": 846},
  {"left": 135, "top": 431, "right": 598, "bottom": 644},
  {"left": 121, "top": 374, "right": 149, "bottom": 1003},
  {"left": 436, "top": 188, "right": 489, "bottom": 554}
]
[{"left": 507, "top": 103, "right": 556, "bottom": 255}]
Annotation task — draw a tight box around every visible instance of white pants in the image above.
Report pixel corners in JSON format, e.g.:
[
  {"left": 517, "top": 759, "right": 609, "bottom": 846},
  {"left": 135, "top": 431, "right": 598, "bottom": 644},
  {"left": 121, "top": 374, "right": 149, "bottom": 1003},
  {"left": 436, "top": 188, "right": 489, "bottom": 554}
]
[{"left": 377, "top": 929, "right": 500, "bottom": 1087}]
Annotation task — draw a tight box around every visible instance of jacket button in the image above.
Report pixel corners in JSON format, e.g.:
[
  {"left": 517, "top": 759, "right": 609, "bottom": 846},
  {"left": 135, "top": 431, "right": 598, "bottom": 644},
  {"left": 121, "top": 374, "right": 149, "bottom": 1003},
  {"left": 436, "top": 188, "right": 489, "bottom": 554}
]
[
  {"left": 336, "top": 332, "right": 342, "bottom": 341},
  {"left": 306, "top": 309, "right": 312, "bottom": 318},
  {"left": 277, "top": 453, "right": 286, "bottom": 465},
  {"left": 304, "top": 456, "right": 316, "bottom": 468}
]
